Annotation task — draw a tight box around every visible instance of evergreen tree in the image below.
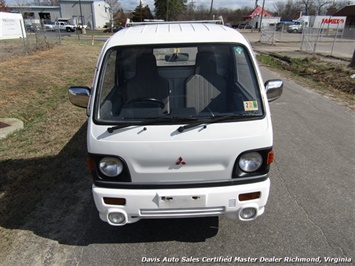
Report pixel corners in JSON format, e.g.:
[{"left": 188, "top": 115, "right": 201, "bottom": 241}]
[
  {"left": 131, "top": 4, "right": 154, "bottom": 22},
  {"left": 154, "top": 0, "right": 187, "bottom": 21}
]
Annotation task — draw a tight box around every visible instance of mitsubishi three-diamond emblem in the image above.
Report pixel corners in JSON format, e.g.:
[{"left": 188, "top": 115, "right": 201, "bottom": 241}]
[{"left": 176, "top": 157, "right": 186, "bottom": 165}]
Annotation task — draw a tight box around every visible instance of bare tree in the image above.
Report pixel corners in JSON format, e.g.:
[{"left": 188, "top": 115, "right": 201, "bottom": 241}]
[
  {"left": 105, "top": 0, "right": 120, "bottom": 29},
  {"left": 314, "top": 0, "right": 333, "bottom": 15},
  {"left": 105, "top": 0, "right": 120, "bottom": 12},
  {"left": 275, "top": 0, "right": 348, "bottom": 17},
  {"left": 193, "top": 4, "right": 210, "bottom": 20},
  {"left": 185, "top": 0, "right": 195, "bottom": 20},
  {"left": 0, "top": 0, "right": 10, "bottom": 11},
  {"left": 326, "top": 0, "right": 349, "bottom": 15},
  {"left": 274, "top": 0, "right": 302, "bottom": 19},
  {"left": 298, "top": 0, "right": 316, "bottom": 15},
  {"left": 44, "top": 0, "right": 59, "bottom": 5},
  {"left": 107, "top": 0, "right": 122, "bottom": 22}
]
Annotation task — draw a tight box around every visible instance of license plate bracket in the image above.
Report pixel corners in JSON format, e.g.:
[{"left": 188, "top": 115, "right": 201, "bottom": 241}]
[{"left": 158, "top": 194, "right": 206, "bottom": 208}]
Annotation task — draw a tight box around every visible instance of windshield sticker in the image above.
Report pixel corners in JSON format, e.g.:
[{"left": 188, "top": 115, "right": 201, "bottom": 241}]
[
  {"left": 243, "top": 100, "right": 259, "bottom": 111},
  {"left": 234, "top": 46, "right": 244, "bottom": 54}
]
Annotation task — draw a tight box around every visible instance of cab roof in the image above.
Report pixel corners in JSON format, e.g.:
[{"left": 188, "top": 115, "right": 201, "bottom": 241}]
[{"left": 104, "top": 22, "right": 249, "bottom": 48}]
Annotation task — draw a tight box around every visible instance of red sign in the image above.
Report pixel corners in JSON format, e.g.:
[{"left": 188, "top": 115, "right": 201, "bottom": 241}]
[{"left": 321, "top": 18, "right": 345, "bottom": 24}]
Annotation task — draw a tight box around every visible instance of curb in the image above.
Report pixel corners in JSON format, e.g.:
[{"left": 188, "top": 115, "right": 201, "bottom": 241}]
[{"left": 0, "top": 118, "right": 24, "bottom": 139}]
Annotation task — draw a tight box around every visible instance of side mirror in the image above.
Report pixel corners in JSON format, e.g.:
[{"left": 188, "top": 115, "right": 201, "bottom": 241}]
[
  {"left": 68, "top": 86, "right": 91, "bottom": 108},
  {"left": 265, "top": 79, "right": 283, "bottom": 102}
]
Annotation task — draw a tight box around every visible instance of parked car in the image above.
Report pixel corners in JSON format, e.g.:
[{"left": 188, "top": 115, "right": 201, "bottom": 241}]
[
  {"left": 103, "top": 26, "right": 124, "bottom": 33},
  {"left": 238, "top": 23, "right": 253, "bottom": 29},
  {"left": 44, "top": 21, "right": 76, "bottom": 32},
  {"left": 276, "top": 22, "right": 293, "bottom": 31},
  {"left": 287, "top": 22, "right": 303, "bottom": 33},
  {"left": 25, "top": 24, "right": 41, "bottom": 32}
]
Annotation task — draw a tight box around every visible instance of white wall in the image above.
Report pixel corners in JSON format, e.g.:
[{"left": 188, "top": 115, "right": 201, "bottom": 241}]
[{"left": 93, "top": 1, "right": 110, "bottom": 28}]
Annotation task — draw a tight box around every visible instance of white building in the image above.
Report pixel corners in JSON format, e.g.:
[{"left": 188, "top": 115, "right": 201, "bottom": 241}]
[
  {"left": 59, "top": 0, "right": 110, "bottom": 28},
  {"left": 9, "top": 0, "right": 110, "bottom": 29},
  {"left": 243, "top": 6, "right": 280, "bottom": 29}
]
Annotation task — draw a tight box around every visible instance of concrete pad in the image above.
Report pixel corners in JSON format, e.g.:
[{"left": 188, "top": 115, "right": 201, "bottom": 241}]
[{"left": 0, "top": 118, "right": 24, "bottom": 139}]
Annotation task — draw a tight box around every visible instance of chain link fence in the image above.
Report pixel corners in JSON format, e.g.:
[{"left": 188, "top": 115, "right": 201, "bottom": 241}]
[
  {"left": 260, "top": 26, "right": 276, "bottom": 45},
  {"left": 0, "top": 28, "right": 66, "bottom": 61},
  {"left": 260, "top": 24, "right": 355, "bottom": 59},
  {"left": 300, "top": 27, "right": 354, "bottom": 57}
]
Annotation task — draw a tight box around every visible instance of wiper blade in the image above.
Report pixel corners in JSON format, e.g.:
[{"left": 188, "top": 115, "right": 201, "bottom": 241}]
[
  {"left": 107, "top": 117, "right": 197, "bottom": 133},
  {"left": 177, "top": 114, "right": 257, "bottom": 133}
]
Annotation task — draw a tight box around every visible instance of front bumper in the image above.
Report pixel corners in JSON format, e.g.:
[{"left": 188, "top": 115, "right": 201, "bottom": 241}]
[{"left": 92, "top": 178, "right": 270, "bottom": 226}]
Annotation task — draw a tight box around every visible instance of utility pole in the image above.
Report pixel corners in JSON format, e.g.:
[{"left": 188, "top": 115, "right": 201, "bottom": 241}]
[
  {"left": 350, "top": 50, "right": 355, "bottom": 68},
  {"left": 140, "top": 0, "right": 142, "bottom": 22},
  {"left": 166, "top": 0, "right": 169, "bottom": 21},
  {"left": 259, "top": 0, "right": 265, "bottom": 32},
  {"left": 209, "top": 0, "right": 214, "bottom": 16},
  {"left": 78, "top": 0, "right": 84, "bottom": 33},
  {"left": 189, "top": 0, "right": 195, "bottom": 20}
]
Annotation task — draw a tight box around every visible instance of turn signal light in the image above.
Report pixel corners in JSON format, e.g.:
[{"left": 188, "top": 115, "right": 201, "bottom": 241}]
[
  {"left": 239, "top": 192, "right": 261, "bottom": 201},
  {"left": 87, "top": 157, "right": 95, "bottom": 171},
  {"left": 267, "top": 151, "right": 274, "bottom": 164},
  {"left": 104, "top": 197, "right": 126, "bottom": 205}
]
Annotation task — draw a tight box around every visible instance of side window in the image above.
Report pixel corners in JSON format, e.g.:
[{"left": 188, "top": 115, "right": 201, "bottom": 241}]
[
  {"left": 234, "top": 46, "right": 258, "bottom": 98},
  {"left": 99, "top": 50, "right": 117, "bottom": 105}
]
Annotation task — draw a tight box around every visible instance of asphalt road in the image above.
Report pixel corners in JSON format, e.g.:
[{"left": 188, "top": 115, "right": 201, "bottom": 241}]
[{"left": 2, "top": 65, "right": 354, "bottom": 265}]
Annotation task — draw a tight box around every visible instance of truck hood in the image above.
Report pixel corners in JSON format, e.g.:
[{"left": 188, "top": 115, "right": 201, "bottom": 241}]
[{"left": 87, "top": 119, "right": 272, "bottom": 183}]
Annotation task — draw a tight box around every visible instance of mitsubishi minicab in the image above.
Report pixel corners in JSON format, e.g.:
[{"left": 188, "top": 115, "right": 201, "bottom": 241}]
[{"left": 68, "top": 19, "right": 283, "bottom": 226}]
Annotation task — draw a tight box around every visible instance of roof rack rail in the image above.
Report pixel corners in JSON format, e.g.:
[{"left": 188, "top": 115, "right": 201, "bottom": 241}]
[{"left": 125, "top": 17, "right": 224, "bottom": 27}]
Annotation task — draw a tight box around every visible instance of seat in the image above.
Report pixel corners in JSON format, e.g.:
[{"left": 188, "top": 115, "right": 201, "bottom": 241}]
[
  {"left": 185, "top": 51, "right": 227, "bottom": 113},
  {"left": 125, "top": 53, "right": 170, "bottom": 110}
]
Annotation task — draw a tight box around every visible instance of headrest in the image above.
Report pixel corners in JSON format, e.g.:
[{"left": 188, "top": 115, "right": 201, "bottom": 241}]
[
  {"left": 136, "top": 54, "right": 158, "bottom": 76},
  {"left": 195, "top": 51, "right": 217, "bottom": 75}
]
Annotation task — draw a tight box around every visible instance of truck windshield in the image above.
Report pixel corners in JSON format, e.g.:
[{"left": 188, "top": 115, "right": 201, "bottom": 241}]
[{"left": 94, "top": 43, "right": 264, "bottom": 125}]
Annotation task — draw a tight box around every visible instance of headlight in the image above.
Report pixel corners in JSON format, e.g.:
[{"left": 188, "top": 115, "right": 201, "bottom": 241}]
[
  {"left": 239, "top": 152, "right": 263, "bottom": 173},
  {"left": 99, "top": 157, "right": 124, "bottom": 177}
]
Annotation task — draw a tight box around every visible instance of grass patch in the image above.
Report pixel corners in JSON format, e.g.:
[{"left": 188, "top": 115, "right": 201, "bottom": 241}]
[
  {"left": 257, "top": 53, "right": 355, "bottom": 98},
  {"left": 0, "top": 40, "right": 103, "bottom": 228}
]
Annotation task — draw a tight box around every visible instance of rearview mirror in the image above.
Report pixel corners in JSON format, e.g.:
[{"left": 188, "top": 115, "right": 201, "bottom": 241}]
[
  {"left": 165, "top": 53, "right": 189, "bottom": 62},
  {"left": 265, "top": 79, "right": 283, "bottom": 102}
]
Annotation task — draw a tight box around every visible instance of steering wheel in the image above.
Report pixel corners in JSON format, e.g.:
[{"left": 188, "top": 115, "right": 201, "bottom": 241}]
[{"left": 124, "top": 98, "right": 165, "bottom": 109}]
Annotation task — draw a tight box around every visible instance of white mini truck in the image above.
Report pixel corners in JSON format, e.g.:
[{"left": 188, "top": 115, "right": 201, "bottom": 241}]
[{"left": 69, "top": 20, "right": 283, "bottom": 226}]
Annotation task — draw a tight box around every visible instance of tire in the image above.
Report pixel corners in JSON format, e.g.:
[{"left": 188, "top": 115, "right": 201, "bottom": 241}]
[{"left": 66, "top": 27, "right": 71, "bottom": 32}]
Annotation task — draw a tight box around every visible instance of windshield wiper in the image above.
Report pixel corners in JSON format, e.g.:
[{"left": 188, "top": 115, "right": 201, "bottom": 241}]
[
  {"left": 107, "top": 117, "right": 197, "bottom": 133},
  {"left": 177, "top": 113, "right": 258, "bottom": 133}
]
